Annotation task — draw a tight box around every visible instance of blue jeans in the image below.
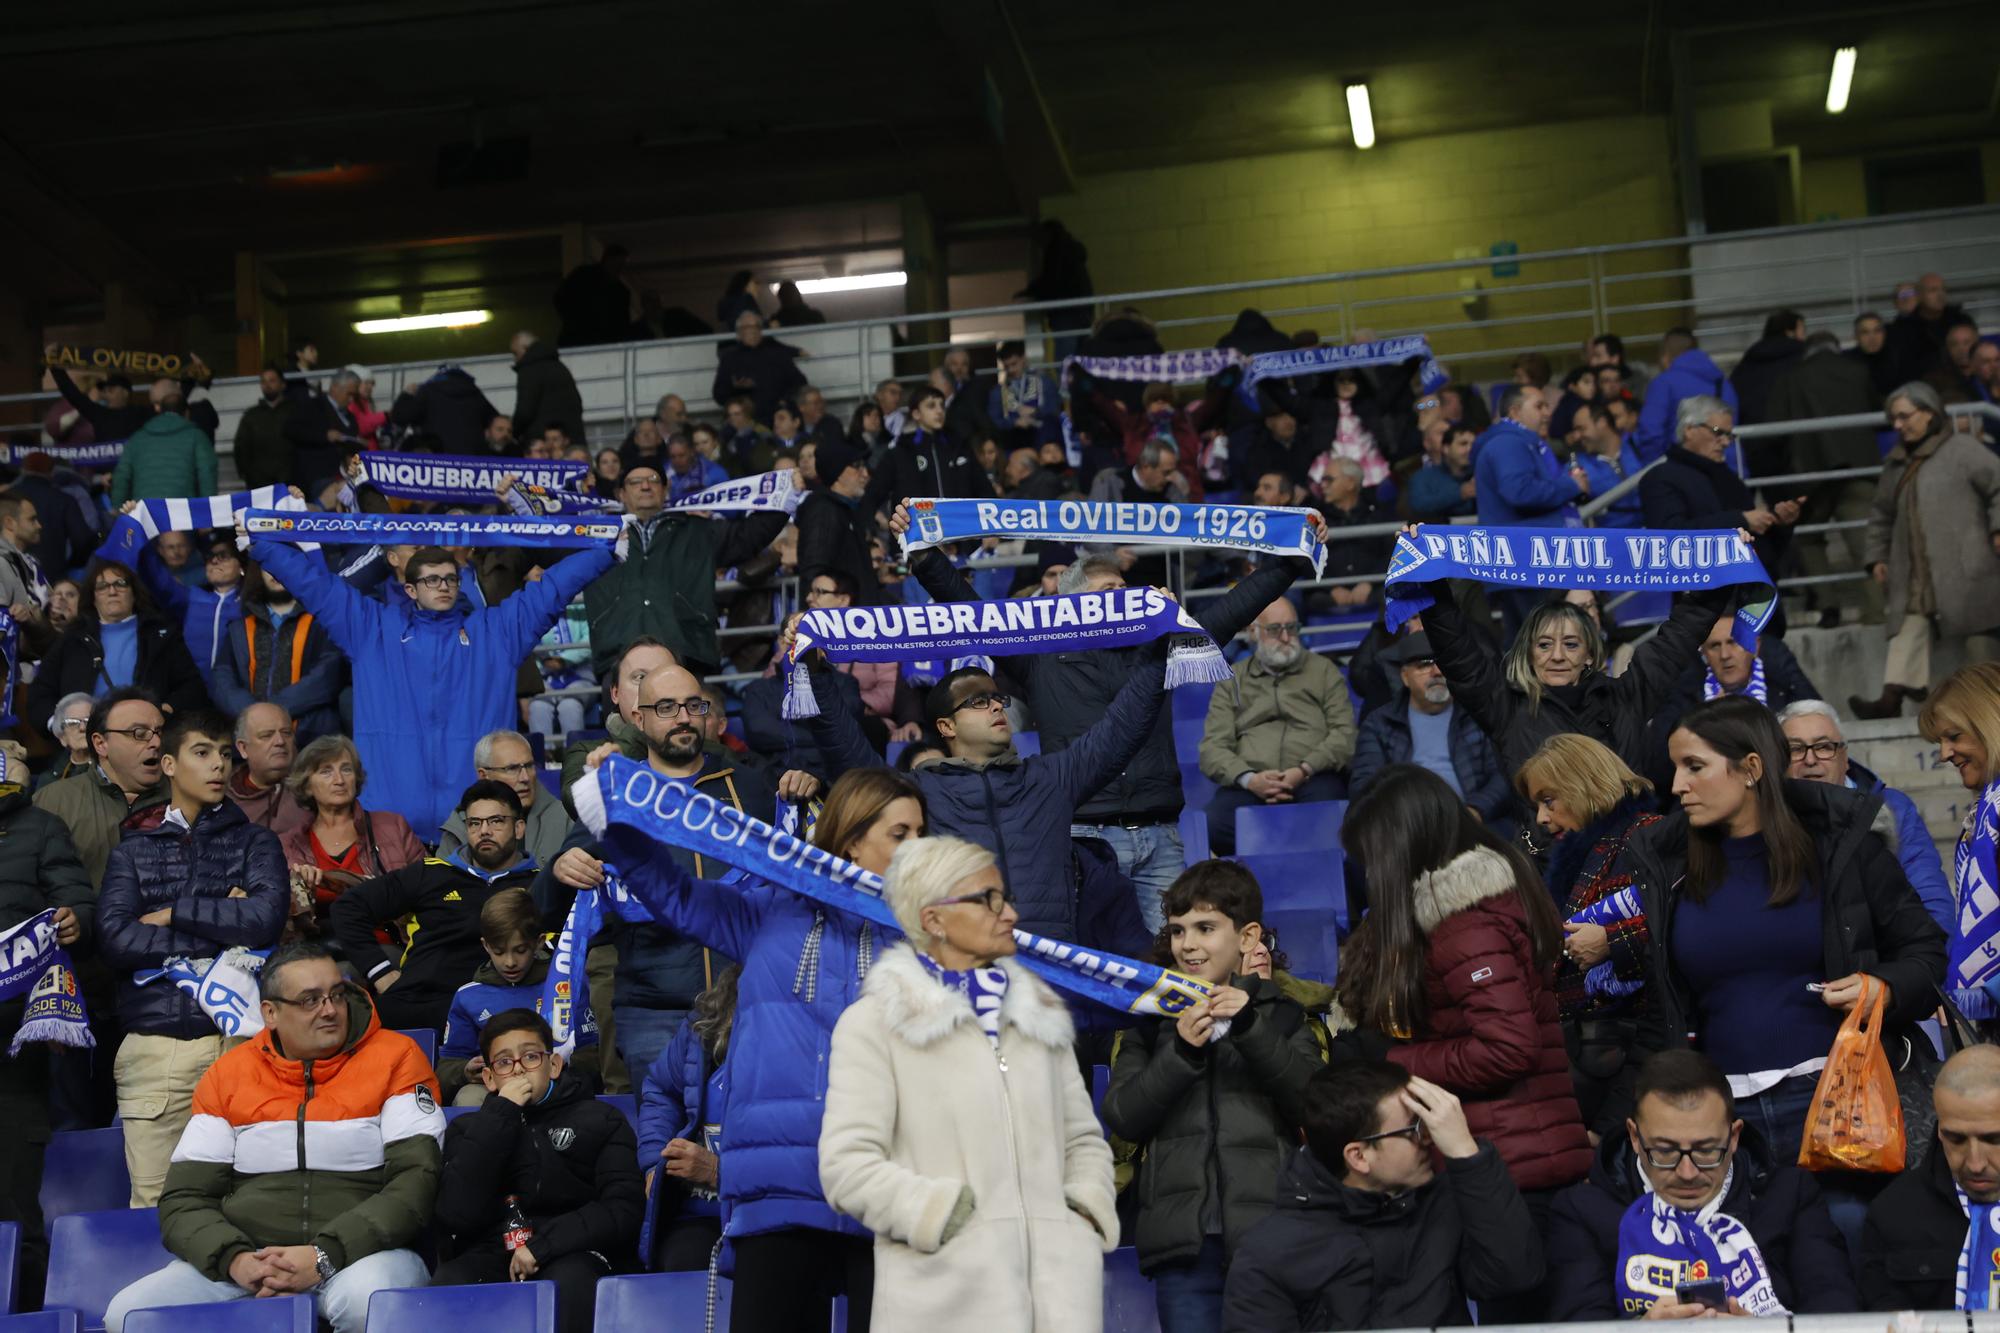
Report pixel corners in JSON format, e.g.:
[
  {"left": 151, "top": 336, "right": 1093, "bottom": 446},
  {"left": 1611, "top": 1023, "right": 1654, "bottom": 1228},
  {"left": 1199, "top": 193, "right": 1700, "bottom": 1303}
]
[
  {"left": 105, "top": 1249, "right": 430, "bottom": 1333},
  {"left": 614, "top": 1005, "right": 688, "bottom": 1084},
  {"left": 1073, "top": 823, "right": 1185, "bottom": 935},
  {"left": 1741, "top": 1072, "right": 1817, "bottom": 1163},
  {"left": 1152, "top": 1235, "right": 1225, "bottom": 1333}
]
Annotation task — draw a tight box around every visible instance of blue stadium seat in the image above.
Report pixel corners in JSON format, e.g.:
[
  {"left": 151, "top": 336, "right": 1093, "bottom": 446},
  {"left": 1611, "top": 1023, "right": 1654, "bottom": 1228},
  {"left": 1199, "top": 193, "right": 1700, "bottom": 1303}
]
[
  {"left": 443, "top": 1105, "right": 477, "bottom": 1123},
  {"left": 0, "top": 1221, "right": 16, "bottom": 1314},
  {"left": 393, "top": 1028, "right": 437, "bottom": 1066},
  {"left": 124, "top": 1295, "right": 315, "bottom": 1333},
  {"left": 0, "top": 1313, "right": 79, "bottom": 1333},
  {"left": 539, "top": 768, "right": 561, "bottom": 799},
  {"left": 1103, "top": 1246, "right": 1161, "bottom": 1333},
  {"left": 1013, "top": 730, "right": 1040, "bottom": 757},
  {"left": 884, "top": 740, "right": 907, "bottom": 767},
  {"left": 1263, "top": 909, "right": 1341, "bottom": 985},
  {"left": 1091, "top": 1064, "right": 1109, "bottom": 1114},
  {"left": 39, "top": 1130, "right": 130, "bottom": 1223},
  {"left": 1177, "top": 806, "right": 1209, "bottom": 866},
  {"left": 597, "top": 1094, "right": 638, "bottom": 1132},
  {"left": 1171, "top": 715, "right": 1205, "bottom": 759},
  {"left": 367, "top": 1281, "right": 556, "bottom": 1332},
  {"left": 45, "top": 1208, "right": 172, "bottom": 1333},
  {"left": 1235, "top": 800, "right": 1348, "bottom": 921},
  {"left": 593, "top": 1271, "right": 732, "bottom": 1332},
  {"left": 1171, "top": 680, "right": 1215, "bottom": 722},
  {"left": 1178, "top": 764, "right": 1217, "bottom": 816}
]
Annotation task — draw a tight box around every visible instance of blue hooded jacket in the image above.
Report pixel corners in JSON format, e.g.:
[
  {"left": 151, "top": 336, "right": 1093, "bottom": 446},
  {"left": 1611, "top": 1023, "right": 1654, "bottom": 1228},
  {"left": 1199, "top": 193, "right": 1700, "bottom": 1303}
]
[
  {"left": 250, "top": 537, "right": 615, "bottom": 837},
  {"left": 1635, "top": 348, "right": 1741, "bottom": 465},
  {"left": 1472, "top": 419, "right": 1581, "bottom": 527}
]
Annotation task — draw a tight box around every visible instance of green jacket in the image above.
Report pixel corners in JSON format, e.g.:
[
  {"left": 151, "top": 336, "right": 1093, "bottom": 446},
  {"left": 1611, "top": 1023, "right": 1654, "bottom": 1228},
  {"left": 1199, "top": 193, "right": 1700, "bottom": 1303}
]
[
  {"left": 158, "top": 987, "right": 442, "bottom": 1278},
  {"left": 559, "top": 713, "right": 645, "bottom": 819},
  {"left": 231, "top": 398, "right": 295, "bottom": 490},
  {"left": 33, "top": 766, "right": 168, "bottom": 888},
  {"left": 111, "top": 413, "right": 218, "bottom": 504},
  {"left": 582, "top": 509, "right": 787, "bottom": 678},
  {"left": 1197, "top": 648, "right": 1358, "bottom": 786}
]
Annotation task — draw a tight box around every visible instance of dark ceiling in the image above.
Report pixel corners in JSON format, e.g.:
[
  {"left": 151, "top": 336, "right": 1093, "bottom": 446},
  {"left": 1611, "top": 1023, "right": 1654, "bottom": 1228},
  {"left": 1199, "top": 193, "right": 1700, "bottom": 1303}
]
[{"left": 2, "top": 0, "right": 1993, "bottom": 322}]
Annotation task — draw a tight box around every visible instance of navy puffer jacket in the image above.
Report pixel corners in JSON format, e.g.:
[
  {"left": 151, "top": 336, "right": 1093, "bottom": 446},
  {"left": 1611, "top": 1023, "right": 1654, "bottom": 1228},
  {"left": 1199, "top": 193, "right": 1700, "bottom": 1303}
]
[{"left": 97, "top": 800, "right": 289, "bottom": 1037}]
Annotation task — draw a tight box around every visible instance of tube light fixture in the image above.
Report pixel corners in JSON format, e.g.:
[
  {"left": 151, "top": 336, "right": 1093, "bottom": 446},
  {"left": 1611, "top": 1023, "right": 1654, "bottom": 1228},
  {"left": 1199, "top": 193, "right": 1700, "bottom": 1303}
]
[
  {"left": 1346, "top": 83, "right": 1376, "bottom": 150},
  {"left": 352, "top": 310, "right": 493, "bottom": 334},
  {"left": 1826, "top": 46, "right": 1856, "bottom": 114},
  {"left": 779, "top": 271, "right": 908, "bottom": 295}
]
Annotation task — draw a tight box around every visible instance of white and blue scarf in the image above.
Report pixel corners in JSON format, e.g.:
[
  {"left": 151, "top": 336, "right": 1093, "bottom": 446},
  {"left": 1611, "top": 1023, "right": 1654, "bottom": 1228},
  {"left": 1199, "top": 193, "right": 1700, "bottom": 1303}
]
[
  {"left": 132, "top": 946, "right": 269, "bottom": 1038},
  {"left": 1952, "top": 778, "right": 2000, "bottom": 1020},
  {"left": 569, "top": 759, "right": 1216, "bottom": 1021},
  {"left": 780, "top": 587, "right": 1229, "bottom": 720},
  {"left": 1703, "top": 657, "right": 1767, "bottom": 703},
  {"left": 0, "top": 610, "right": 18, "bottom": 729},
  {"left": 358, "top": 450, "right": 590, "bottom": 507},
  {"left": 1565, "top": 885, "right": 1645, "bottom": 1000},
  {"left": 1614, "top": 1166, "right": 1789, "bottom": 1317},
  {"left": 1383, "top": 525, "right": 1777, "bottom": 651},
  {"left": 0, "top": 908, "right": 93, "bottom": 1055},
  {"left": 243, "top": 508, "right": 623, "bottom": 550},
  {"left": 1955, "top": 1184, "right": 2000, "bottom": 1310},
  {"left": 669, "top": 468, "right": 802, "bottom": 516},
  {"left": 1064, "top": 348, "right": 1240, "bottom": 385},
  {"left": 1237, "top": 335, "right": 1447, "bottom": 407},
  {"left": 900, "top": 496, "right": 1327, "bottom": 577},
  {"left": 128, "top": 486, "right": 300, "bottom": 538},
  {"left": 918, "top": 953, "right": 1009, "bottom": 1048}
]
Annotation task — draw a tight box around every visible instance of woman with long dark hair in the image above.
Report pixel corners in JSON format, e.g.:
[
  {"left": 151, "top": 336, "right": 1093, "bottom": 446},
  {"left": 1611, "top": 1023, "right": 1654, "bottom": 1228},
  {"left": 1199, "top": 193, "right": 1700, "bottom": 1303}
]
[
  {"left": 1333, "top": 762, "right": 1589, "bottom": 1314},
  {"left": 1618, "top": 695, "right": 1945, "bottom": 1160}
]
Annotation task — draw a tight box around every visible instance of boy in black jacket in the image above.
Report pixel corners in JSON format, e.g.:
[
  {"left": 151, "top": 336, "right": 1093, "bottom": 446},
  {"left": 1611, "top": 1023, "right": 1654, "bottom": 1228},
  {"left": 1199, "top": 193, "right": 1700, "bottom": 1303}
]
[
  {"left": 1222, "top": 1061, "right": 1541, "bottom": 1332},
  {"left": 433, "top": 1009, "right": 643, "bottom": 1333},
  {"left": 1100, "top": 862, "right": 1321, "bottom": 1332}
]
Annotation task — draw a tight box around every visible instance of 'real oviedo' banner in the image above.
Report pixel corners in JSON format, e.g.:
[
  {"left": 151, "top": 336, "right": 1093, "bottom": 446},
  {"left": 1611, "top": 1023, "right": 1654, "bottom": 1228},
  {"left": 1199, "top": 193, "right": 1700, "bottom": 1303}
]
[{"left": 45, "top": 345, "right": 196, "bottom": 378}]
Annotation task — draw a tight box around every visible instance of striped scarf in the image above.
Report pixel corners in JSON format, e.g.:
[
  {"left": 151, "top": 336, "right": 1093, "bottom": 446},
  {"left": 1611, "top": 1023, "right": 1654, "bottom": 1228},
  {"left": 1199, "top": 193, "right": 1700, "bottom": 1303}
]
[
  {"left": 917, "top": 952, "right": 1009, "bottom": 1048},
  {"left": 1703, "top": 656, "right": 1766, "bottom": 703}
]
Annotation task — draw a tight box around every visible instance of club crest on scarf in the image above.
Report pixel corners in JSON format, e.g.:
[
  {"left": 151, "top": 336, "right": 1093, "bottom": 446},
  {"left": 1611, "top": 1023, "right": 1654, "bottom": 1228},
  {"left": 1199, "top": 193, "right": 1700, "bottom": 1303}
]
[
  {"left": 0, "top": 909, "right": 93, "bottom": 1054},
  {"left": 1614, "top": 1172, "right": 1790, "bottom": 1317}
]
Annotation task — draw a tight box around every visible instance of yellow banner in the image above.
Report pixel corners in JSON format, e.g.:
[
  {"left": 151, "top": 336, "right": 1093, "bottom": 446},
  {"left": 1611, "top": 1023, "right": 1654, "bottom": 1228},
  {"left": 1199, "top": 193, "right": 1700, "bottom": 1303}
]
[{"left": 43, "top": 345, "right": 190, "bottom": 378}]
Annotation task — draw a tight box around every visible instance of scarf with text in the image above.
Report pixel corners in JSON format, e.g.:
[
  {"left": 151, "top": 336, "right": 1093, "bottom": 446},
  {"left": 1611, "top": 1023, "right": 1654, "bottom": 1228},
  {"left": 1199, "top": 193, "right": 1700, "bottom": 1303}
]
[
  {"left": 1703, "top": 657, "right": 1767, "bottom": 704},
  {"left": 1064, "top": 348, "right": 1240, "bottom": 385},
  {"left": 1565, "top": 884, "right": 1645, "bottom": 1000},
  {"left": 781, "top": 586, "right": 1227, "bottom": 719},
  {"left": 358, "top": 450, "right": 590, "bottom": 507},
  {"left": 1383, "top": 525, "right": 1776, "bottom": 650},
  {"left": 900, "top": 496, "right": 1326, "bottom": 577},
  {"left": 571, "top": 759, "right": 1216, "bottom": 1020},
  {"left": 1615, "top": 1166, "right": 1789, "bottom": 1317},
  {"left": 0, "top": 610, "right": 17, "bottom": 729},
  {"left": 918, "top": 952, "right": 1009, "bottom": 1048},
  {"left": 1951, "top": 778, "right": 2000, "bottom": 1020},
  {"left": 0, "top": 908, "right": 92, "bottom": 1055},
  {"left": 1237, "top": 335, "right": 1447, "bottom": 408},
  {"left": 669, "top": 468, "right": 802, "bottom": 516},
  {"left": 133, "top": 947, "right": 268, "bottom": 1038},
  {"left": 1956, "top": 1184, "right": 2000, "bottom": 1310},
  {"left": 505, "top": 482, "right": 621, "bottom": 517},
  {"left": 243, "top": 508, "right": 623, "bottom": 549},
  {"left": 4, "top": 440, "right": 124, "bottom": 469}
]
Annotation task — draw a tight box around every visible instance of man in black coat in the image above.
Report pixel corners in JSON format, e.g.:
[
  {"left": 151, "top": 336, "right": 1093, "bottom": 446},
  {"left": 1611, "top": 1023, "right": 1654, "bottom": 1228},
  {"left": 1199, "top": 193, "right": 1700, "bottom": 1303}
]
[
  {"left": 710, "top": 312, "right": 804, "bottom": 423},
  {"left": 388, "top": 366, "right": 499, "bottom": 455},
  {"left": 433, "top": 1008, "right": 642, "bottom": 1333},
  {"left": 553, "top": 246, "right": 635, "bottom": 349},
  {"left": 1547, "top": 1050, "right": 1856, "bottom": 1320},
  {"left": 1889, "top": 272, "right": 1971, "bottom": 384},
  {"left": 794, "top": 438, "right": 879, "bottom": 605},
  {"left": 1862, "top": 1044, "right": 2000, "bottom": 1311},
  {"left": 509, "top": 331, "right": 584, "bottom": 444},
  {"left": 8, "top": 457, "right": 97, "bottom": 578},
  {"left": 1729, "top": 309, "right": 1806, "bottom": 462},
  {"left": 1770, "top": 333, "right": 1885, "bottom": 624},
  {"left": 1222, "top": 1061, "right": 1542, "bottom": 1332},
  {"left": 861, "top": 385, "right": 991, "bottom": 516},
  {"left": 282, "top": 367, "right": 361, "bottom": 489}
]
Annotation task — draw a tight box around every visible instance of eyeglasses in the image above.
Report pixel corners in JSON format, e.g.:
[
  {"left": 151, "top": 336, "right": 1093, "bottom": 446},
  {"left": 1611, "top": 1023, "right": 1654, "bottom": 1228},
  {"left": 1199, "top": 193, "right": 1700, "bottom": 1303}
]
[
  {"left": 1638, "top": 1138, "right": 1729, "bottom": 1171},
  {"left": 481, "top": 762, "right": 537, "bottom": 778},
  {"left": 411, "top": 573, "right": 460, "bottom": 590},
  {"left": 102, "top": 724, "right": 160, "bottom": 744},
  {"left": 1257, "top": 623, "right": 1301, "bottom": 639},
  {"left": 1691, "top": 423, "right": 1737, "bottom": 445},
  {"left": 808, "top": 584, "right": 841, "bottom": 599},
  {"left": 936, "top": 886, "right": 1017, "bottom": 915},
  {"left": 204, "top": 550, "right": 237, "bottom": 563},
  {"left": 57, "top": 717, "right": 87, "bottom": 731},
  {"left": 642, "top": 698, "right": 713, "bottom": 720},
  {"left": 95, "top": 577, "right": 132, "bottom": 592},
  {"left": 1787, "top": 740, "right": 1847, "bottom": 761},
  {"left": 489, "top": 1048, "right": 550, "bottom": 1075},
  {"left": 950, "top": 691, "right": 1011, "bottom": 715},
  {"left": 1355, "top": 1119, "right": 1428, "bottom": 1147},
  {"left": 464, "top": 814, "right": 518, "bottom": 831},
  {"left": 269, "top": 987, "right": 346, "bottom": 1013}
]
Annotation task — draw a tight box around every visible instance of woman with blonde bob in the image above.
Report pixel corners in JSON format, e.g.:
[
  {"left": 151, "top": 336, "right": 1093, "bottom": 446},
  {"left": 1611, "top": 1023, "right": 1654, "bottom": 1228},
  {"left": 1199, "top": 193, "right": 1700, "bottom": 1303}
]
[
  {"left": 820, "top": 836, "right": 1117, "bottom": 1332},
  {"left": 1514, "top": 733, "right": 1660, "bottom": 1135},
  {"left": 1919, "top": 661, "right": 2000, "bottom": 1021}
]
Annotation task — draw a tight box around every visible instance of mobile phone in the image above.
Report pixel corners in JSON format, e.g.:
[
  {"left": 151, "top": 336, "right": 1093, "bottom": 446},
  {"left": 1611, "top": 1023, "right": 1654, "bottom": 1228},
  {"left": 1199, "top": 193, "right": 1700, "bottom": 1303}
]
[
  {"left": 1675, "top": 1277, "right": 1729, "bottom": 1312},
  {"left": 1805, "top": 982, "right": 1828, "bottom": 993}
]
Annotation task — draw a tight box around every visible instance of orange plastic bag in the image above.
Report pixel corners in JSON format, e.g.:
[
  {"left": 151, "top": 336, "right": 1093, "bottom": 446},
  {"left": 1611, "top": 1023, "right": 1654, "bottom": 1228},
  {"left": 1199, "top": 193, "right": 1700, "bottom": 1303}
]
[{"left": 1797, "top": 976, "right": 1906, "bottom": 1173}]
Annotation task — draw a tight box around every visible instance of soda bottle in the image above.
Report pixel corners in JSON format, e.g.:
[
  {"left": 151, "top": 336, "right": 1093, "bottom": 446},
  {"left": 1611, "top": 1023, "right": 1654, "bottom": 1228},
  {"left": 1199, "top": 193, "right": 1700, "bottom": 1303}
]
[{"left": 501, "top": 1194, "right": 534, "bottom": 1253}]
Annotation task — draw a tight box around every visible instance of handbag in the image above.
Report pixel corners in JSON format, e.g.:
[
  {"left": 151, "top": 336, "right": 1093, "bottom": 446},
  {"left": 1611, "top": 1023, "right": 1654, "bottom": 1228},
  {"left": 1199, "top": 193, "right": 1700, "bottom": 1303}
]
[{"left": 1799, "top": 977, "right": 1906, "bottom": 1173}]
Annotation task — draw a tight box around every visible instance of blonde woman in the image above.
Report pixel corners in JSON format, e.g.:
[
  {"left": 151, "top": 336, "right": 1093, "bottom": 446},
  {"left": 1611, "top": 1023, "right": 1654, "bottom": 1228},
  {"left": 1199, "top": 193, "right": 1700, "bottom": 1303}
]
[
  {"left": 820, "top": 836, "right": 1116, "bottom": 1332},
  {"left": 1919, "top": 662, "right": 2000, "bottom": 1023}
]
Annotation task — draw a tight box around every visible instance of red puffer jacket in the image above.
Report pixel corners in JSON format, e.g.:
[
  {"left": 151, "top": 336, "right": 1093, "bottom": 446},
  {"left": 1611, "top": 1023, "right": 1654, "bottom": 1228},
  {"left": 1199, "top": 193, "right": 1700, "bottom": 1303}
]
[{"left": 1387, "top": 846, "right": 1590, "bottom": 1192}]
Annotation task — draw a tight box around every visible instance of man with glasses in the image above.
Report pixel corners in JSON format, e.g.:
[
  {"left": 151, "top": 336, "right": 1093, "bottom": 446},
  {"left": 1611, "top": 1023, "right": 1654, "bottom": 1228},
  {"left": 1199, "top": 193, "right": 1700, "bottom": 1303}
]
[
  {"left": 250, "top": 525, "right": 616, "bottom": 837},
  {"left": 438, "top": 729, "right": 575, "bottom": 867},
  {"left": 1545, "top": 1049, "right": 1854, "bottom": 1320},
  {"left": 1198, "top": 598, "right": 1356, "bottom": 856},
  {"left": 543, "top": 665, "right": 775, "bottom": 1076},
  {"left": 332, "top": 779, "right": 542, "bottom": 1034},
  {"left": 1222, "top": 1061, "right": 1541, "bottom": 1330},
  {"left": 1350, "top": 632, "right": 1510, "bottom": 823},
  {"left": 97, "top": 709, "right": 288, "bottom": 1206},
  {"left": 1636, "top": 327, "right": 1741, "bottom": 465},
  {"left": 1778, "top": 700, "right": 1952, "bottom": 934},
  {"left": 103, "top": 940, "right": 443, "bottom": 1333},
  {"left": 35, "top": 686, "right": 169, "bottom": 886}
]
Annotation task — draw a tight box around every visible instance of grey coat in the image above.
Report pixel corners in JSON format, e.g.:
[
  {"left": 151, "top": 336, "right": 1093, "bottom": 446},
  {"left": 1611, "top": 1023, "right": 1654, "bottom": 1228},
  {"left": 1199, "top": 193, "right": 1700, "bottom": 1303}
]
[{"left": 1862, "top": 429, "right": 2000, "bottom": 636}]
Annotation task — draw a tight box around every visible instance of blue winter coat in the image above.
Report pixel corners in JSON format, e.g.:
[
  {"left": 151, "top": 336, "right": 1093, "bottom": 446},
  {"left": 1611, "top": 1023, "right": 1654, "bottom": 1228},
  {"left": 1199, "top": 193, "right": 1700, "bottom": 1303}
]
[
  {"left": 135, "top": 538, "right": 238, "bottom": 675},
  {"left": 1851, "top": 760, "right": 1954, "bottom": 937},
  {"left": 96, "top": 800, "right": 288, "bottom": 1038},
  {"left": 1576, "top": 442, "right": 1646, "bottom": 529},
  {"left": 250, "top": 537, "right": 616, "bottom": 836},
  {"left": 1472, "top": 419, "right": 1580, "bottom": 527},
  {"left": 1405, "top": 462, "right": 1476, "bottom": 520},
  {"left": 1634, "top": 349, "right": 1740, "bottom": 465},
  {"left": 601, "top": 816, "right": 875, "bottom": 1242},
  {"left": 1349, "top": 698, "right": 1511, "bottom": 820},
  {"left": 637, "top": 1018, "right": 731, "bottom": 1266}
]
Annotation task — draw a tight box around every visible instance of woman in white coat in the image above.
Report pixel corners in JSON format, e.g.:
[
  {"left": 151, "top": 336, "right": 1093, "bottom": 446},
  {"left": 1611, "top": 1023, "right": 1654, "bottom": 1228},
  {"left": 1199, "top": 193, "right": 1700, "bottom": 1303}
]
[{"left": 819, "top": 836, "right": 1119, "bottom": 1332}]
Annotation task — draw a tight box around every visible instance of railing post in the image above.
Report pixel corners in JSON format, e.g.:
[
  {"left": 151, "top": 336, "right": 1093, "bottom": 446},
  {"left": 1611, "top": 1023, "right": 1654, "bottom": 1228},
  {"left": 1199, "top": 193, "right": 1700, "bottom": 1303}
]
[{"left": 623, "top": 347, "right": 637, "bottom": 433}]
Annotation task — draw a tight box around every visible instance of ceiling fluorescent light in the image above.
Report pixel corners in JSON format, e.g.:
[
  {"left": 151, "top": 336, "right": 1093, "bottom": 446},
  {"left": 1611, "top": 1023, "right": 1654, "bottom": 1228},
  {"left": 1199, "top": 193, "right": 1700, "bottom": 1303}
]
[
  {"left": 352, "top": 310, "right": 493, "bottom": 334},
  {"left": 1825, "top": 46, "right": 1856, "bottom": 114},
  {"left": 781, "top": 272, "right": 907, "bottom": 295},
  {"left": 1345, "top": 83, "right": 1376, "bottom": 150}
]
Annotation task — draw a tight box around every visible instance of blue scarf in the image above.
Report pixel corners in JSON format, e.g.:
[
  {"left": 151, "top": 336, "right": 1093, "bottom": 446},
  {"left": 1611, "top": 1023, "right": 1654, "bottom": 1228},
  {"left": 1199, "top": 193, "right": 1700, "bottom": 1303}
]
[
  {"left": 570, "top": 759, "right": 1215, "bottom": 1020},
  {"left": 1237, "top": 335, "right": 1447, "bottom": 407},
  {"left": 132, "top": 947, "right": 269, "bottom": 1038},
  {"left": 900, "top": 497, "right": 1327, "bottom": 577},
  {"left": 917, "top": 953, "right": 1009, "bottom": 1048},
  {"left": 1614, "top": 1166, "right": 1789, "bottom": 1317},
  {"left": 1383, "top": 525, "right": 1776, "bottom": 651},
  {"left": 1703, "top": 656, "right": 1766, "bottom": 703},
  {"left": 505, "top": 482, "right": 620, "bottom": 516},
  {"left": 358, "top": 450, "right": 590, "bottom": 506},
  {"left": 243, "top": 508, "right": 623, "bottom": 549},
  {"left": 1957, "top": 1184, "right": 2000, "bottom": 1310},
  {"left": 1064, "top": 348, "right": 1239, "bottom": 385},
  {"left": 4, "top": 440, "right": 124, "bottom": 469},
  {"left": 0, "top": 610, "right": 17, "bottom": 729},
  {"left": 128, "top": 486, "right": 297, "bottom": 537},
  {"left": 781, "top": 587, "right": 1228, "bottom": 720},
  {"left": 1565, "top": 884, "right": 1644, "bottom": 1000},
  {"left": 669, "top": 468, "right": 802, "bottom": 516},
  {"left": 1952, "top": 778, "right": 2000, "bottom": 1020},
  {"left": 0, "top": 908, "right": 93, "bottom": 1055}
]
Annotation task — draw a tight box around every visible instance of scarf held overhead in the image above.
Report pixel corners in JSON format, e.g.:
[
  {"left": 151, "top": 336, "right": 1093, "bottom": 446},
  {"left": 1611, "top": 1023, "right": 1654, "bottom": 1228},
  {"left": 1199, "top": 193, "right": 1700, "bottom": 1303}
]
[
  {"left": 1236, "top": 335, "right": 1447, "bottom": 407},
  {"left": 1383, "top": 525, "right": 1776, "bottom": 650},
  {"left": 359, "top": 450, "right": 590, "bottom": 506},
  {"left": 4, "top": 440, "right": 124, "bottom": 468},
  {"left": 669, "top": 467, "right": 801, "bottom": 516},
  {"left": 0, "top": 908, "right": 92, "bottom": 1056},
  {"left": 570, "top": 759, "right": 1215, "bottom": 1020},
  {"left": 1614, "top": 1168, "right": 1790, "bottom": 1317},
  {"left": 243, "top": 508, "right": 623, "bottom": 549},
  {"left": 900, "top": 497, "right": 1326, "bottom": 577},
  {"left": 780, "top": 586, "right": 1227, "bottom": 719}
]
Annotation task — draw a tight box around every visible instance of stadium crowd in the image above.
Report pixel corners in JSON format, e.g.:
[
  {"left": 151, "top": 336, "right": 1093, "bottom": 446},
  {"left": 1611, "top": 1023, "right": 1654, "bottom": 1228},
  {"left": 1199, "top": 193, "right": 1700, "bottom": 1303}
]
[{"left": 2, "top": 257, "right": 2000, "bottom": 1333}]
